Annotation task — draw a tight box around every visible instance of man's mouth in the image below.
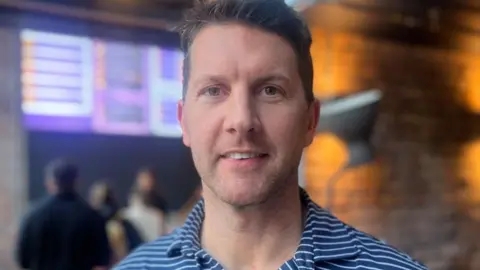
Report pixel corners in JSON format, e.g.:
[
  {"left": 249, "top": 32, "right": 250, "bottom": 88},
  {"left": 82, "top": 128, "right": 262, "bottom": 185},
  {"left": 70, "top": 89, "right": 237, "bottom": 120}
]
[{"left": 221, "top": 152, "right": 269, "bottom": 160}]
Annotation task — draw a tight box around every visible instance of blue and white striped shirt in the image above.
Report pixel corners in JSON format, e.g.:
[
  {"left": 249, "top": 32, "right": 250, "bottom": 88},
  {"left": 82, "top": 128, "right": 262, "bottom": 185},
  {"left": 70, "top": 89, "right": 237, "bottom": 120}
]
[{"left": 115, "top": 190, "right": 427, "bottom": 270}]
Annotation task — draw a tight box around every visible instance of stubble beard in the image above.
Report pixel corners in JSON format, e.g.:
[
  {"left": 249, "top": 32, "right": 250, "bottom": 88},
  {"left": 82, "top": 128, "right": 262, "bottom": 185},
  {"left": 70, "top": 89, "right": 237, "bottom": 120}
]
[{"left": 201, "top": 162, "right": 299, "bottom": 210}]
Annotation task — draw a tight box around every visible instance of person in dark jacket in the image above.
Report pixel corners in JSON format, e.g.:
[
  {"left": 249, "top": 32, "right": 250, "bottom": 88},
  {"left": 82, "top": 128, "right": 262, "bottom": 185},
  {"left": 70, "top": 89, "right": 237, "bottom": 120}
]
[{"left": 15, "top": 159, "right": 111, "bottom": 270}]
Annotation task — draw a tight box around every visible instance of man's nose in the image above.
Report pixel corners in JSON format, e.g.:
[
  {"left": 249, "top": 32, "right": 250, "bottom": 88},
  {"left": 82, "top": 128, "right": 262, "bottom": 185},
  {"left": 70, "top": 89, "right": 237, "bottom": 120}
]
[{"left": 224, "top": 90, "right": 260, "bottom": 135}]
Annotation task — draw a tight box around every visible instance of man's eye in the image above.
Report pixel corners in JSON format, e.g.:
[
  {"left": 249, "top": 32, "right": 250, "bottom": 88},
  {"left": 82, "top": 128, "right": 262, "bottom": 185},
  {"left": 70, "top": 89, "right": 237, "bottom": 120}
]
[
  {"left": 204, "top": 86, "right": 221, "bottom": 96},
  {"left": 262, "top": 86, "right": 279, "bottom": 96}
]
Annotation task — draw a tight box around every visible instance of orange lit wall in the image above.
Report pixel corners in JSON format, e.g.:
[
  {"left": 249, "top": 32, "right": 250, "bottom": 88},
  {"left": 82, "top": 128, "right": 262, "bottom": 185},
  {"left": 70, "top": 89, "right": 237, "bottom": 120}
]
[
  {"left": 458, "top": 139, "right": 480, "bottom": 221},
  {"left": 305, "top": 133, "right": 347, "bottom": 206},
  {"left": 310, "top": 29, "right": 371, "bottom": 98},
  {"left": 310, "top": 27, "right": 328, "bottom": 94},
  {"left": 455, "top": 23, "right": 480, "bottom": 113},
  {"left": 453, "top": 23, "right": 480, "bottom": 220},
  {"left": 304, "top": 133, "right": 381, "bottom": 223},
  {"left": 462, "top": 54, "right": 480, "bottom": 113},
  {"left": 305, "top": 28, "right": 381, "bottom": 220}
]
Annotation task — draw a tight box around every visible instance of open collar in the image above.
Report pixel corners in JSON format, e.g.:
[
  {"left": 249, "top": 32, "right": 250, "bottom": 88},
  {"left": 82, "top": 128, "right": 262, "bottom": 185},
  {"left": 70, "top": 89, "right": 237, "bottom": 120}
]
[
  {"left": 167, "top": 189, "right": 360, "bottom": 266},
  {"left": 293, "top": 190, "right": 360, "bottom": 268}
]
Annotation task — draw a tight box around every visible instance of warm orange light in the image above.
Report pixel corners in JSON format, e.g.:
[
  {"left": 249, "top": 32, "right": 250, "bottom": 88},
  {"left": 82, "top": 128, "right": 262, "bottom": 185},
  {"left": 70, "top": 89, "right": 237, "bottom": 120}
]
[
  {"left": 454, "top": 26, "right": 480, "bottom": 113},
  {"left": 330, "top": 33, "right": 364, "bottom": 94},
  {"left": 310, "top": 29, "right": 369, "bottom": 98},
  {"left": 458, "top": 139, "right": 480, "bottom": 221},
  {"left": 331, "top": 163, "right": 381, "bottom": 226},
  {"left": 463, "top": 55, "right": 480, "bottom": 113},
  {"left": 458, "top": 139, "right": 480, "bottom": 204},
  {"left": 307, "top": 23, "right": 382, "bottom": 227},
  {"left": 305, "top": 133, "right": 347, "bottom": 206},
  {"left": 304, "top": 133, "right": 381, "bottom": 226},
  {"left": 465, "top": 88, "right": 480, "bottom": 113},
  {"left": 310, "top": 27, "right": 328, "bottom": 96}
]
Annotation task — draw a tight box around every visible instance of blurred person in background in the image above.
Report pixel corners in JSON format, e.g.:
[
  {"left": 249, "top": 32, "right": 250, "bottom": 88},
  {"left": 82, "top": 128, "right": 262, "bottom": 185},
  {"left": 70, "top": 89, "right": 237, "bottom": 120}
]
[
  {"left": 122, "top": 167, "right": 168, "bottom": 241},
  {"left": 90, "top": 181, "right": 118, "bottom": 221},
  {"left": 89, "top": 182, "right": 144, "bottom": 264},
  {"left": 116, "top": 0, "right": 426, "bottom": 269},
  {"left": 15, "top": 159, "right": 111, "bottom": 270},
  {"left": 166, "top": 185, "right": 202, "bottom": 233}
]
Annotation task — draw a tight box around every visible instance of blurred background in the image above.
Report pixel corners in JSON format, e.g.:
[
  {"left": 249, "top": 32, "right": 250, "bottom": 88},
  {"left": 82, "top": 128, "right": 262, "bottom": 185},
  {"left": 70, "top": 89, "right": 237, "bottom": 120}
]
[{"left": 0, "top": 0, "right": 479, "bottom": 269}]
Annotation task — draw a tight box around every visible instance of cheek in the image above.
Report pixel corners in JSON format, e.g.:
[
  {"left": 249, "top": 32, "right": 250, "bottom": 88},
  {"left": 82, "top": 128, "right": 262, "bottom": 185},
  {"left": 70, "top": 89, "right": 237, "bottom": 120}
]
[
  {"left": 261, "top": 108, "right": 308, "bottom": 142},
  {"left": 185, "top": 111, "right": 222, "bottom": 176},
  {"left": 184, "top": 108, "right": 221, "bottom": 149}
]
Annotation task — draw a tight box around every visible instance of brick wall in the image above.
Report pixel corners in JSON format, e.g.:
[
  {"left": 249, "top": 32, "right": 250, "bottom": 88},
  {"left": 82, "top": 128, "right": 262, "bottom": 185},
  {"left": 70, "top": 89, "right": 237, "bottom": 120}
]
[
  {"left": 372, "top": 43, "right": 480, "bottom": 270},
  {"left": 0, "top": 26, "right": 28, "bottom": 270},
  {"left": 306, "top": 30, "right": 480, "bottom": 270}
]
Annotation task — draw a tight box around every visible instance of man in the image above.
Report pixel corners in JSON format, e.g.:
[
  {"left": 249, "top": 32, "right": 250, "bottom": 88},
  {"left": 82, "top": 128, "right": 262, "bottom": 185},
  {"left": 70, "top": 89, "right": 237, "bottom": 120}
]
[
  {"left": 116, "top": 0, "right": 427, "bottom": 269},
  {"left": 15, "top": 159, "right": 111, "bottom": 270}
]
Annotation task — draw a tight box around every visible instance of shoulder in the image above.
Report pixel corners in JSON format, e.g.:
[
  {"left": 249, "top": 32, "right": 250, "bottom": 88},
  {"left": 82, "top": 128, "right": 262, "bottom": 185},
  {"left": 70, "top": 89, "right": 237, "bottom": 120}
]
[
  {"left": 347, "top": 225, "right": 427, "bottom": 270},
  {"left": 24, "top": 196, "right": 53, "bottom": 219},
  {"left": 304, "top": 195, "right": 426, "bottom": 270},
  {"left": 72, "top": 200, "right": 107, "bottom": 229},
  {"left": 113, "top": 230, "right": 184, "bottom": 270}
]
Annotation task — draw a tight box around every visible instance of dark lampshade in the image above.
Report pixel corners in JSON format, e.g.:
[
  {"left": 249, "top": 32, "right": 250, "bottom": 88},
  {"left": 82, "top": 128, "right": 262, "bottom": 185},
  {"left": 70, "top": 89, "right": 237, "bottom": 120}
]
[
  {"left": 316, "top": 89, "right": 382, "bottom": 168},
  {"left": 284, "top": 0, "right": 317, "bottom": 10}
]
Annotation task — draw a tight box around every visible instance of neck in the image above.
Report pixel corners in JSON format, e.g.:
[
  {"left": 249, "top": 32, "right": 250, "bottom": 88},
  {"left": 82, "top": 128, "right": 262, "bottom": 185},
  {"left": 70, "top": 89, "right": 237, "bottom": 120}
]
[{"left": 201, "top": 184, "right": 303, "bottom": 270}]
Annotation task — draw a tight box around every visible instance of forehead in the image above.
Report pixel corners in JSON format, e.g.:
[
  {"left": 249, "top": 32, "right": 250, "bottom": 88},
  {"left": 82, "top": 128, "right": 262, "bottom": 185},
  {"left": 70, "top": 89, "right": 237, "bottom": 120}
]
[{"left": 188, "top": 23, "right": 299, "bottom": 79}]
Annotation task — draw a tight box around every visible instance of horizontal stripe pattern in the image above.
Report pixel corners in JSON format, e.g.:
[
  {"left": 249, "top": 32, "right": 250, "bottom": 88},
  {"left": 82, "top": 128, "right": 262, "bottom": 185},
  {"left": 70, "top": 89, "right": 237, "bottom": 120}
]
[{"left": 115, "top": 189, "right": 427, "bottom": 270}]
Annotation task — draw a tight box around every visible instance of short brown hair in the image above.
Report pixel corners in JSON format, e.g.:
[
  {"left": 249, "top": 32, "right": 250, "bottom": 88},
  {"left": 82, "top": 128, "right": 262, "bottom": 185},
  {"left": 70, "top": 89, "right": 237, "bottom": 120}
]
[{"left": 177, "top": 0, "right": 314, "bottom": 103}]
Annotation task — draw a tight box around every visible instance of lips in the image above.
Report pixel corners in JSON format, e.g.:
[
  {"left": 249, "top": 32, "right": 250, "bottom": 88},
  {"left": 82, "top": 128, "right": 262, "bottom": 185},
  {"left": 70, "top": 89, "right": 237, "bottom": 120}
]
[
  {"left": 219, "top": 151, "right": 269, "bottom": 170},
  {"left": 222, "top": 152, "right": 268, "bottom": 160}
]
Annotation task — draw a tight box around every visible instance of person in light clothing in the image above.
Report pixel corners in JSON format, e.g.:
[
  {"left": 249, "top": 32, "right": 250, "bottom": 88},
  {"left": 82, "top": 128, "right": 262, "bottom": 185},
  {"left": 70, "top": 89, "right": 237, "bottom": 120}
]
[{"left": 122, "top": 168, "right": 168, "bottom": 241}]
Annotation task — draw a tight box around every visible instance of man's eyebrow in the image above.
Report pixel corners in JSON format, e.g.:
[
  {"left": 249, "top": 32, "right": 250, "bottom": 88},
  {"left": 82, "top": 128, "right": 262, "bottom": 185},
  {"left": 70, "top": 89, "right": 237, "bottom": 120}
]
[
  {"left": 190, "top": 73, "right": 291, "bottom": 87},
  {"left": 254, "top": 74, "right": 291, "bottom": 85},
  {"left": 190, "top": 75, "right": 228, "bottom": 87}
]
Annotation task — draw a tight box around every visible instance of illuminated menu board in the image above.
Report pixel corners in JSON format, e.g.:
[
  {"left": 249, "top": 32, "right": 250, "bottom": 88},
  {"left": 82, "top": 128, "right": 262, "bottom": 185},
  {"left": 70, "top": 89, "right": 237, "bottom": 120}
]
[
  {"left": 149, "top": 47, "right": 183, "bottom": 137},
  {"left": 21, "top": 29, "right": 183, "bottom": 137}
]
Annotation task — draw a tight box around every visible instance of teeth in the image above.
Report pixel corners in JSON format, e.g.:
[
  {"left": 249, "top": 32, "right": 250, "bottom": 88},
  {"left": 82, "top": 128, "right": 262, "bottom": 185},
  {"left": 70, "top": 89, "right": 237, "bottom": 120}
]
[{"left": 225, "top": 152, "right": 262, "bottom": 160}]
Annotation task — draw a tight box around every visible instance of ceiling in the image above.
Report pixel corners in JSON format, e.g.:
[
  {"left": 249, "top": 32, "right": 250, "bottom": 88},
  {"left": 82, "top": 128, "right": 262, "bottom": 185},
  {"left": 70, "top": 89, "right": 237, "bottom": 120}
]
[
  {"left": 1, "top": 0, "right": 479, "bottom": 38},
  {"left": 146, "top": 0, "right": 193, "bottom": 8},
  {"left": 0, "top": 0, "right": 194, "bottom": 29},
  {"left": 304, "top": 0, "right": 480, "bottom": 50}
]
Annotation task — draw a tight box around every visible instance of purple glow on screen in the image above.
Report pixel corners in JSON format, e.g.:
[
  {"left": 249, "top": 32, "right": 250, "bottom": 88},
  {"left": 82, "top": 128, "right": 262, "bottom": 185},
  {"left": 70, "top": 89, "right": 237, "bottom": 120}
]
[
  {"left": 21, "top": 29, "right": 183, "bottom": 138},
  {"left": 24, "top": 115, "right": 92, "bottom": 132},
  {"left": 160, "top": 100, "right": 179, "bottom": 125}
]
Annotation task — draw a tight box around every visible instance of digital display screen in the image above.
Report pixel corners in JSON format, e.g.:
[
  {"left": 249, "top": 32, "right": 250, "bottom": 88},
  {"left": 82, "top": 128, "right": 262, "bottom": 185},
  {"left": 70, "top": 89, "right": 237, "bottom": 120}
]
[{"left": 21, "top": 29, "right": 183, "bottom": 137}]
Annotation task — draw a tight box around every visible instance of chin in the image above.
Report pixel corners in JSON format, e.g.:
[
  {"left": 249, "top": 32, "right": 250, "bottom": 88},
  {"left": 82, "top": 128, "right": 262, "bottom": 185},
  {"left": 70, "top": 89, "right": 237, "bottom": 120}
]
[
  {"left": 211, "top": 180, "right": 272, "bottom": 208},
  {"left": 222, "top": 194, "right": 268, "bottom": 208}
]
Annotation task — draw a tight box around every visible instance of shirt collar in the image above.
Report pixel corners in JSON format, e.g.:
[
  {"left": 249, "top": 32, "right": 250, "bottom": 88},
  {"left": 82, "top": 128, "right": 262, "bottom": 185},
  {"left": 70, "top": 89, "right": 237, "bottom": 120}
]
[{"left": 167, "top": 189, "right": 360, "bottom": 266}]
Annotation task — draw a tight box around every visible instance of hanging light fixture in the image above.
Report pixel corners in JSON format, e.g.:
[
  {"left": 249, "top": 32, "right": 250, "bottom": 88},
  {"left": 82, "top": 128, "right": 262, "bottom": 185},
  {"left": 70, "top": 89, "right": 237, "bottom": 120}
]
[
  {"left": 316, "top": 89, "right": 382, "bottom": 210},
  {"left": 285, "top": 0, "right": 318, "bottom": 11}
]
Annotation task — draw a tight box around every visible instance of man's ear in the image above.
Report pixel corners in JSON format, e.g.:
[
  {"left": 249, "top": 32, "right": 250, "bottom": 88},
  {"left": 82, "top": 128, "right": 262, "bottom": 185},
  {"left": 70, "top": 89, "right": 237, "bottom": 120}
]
[
  {"left": 305, "top": 99, "right": 320, "bottom": 147},
  {"left": 177, "top": 100, "right": 190, "bottom": 147}
]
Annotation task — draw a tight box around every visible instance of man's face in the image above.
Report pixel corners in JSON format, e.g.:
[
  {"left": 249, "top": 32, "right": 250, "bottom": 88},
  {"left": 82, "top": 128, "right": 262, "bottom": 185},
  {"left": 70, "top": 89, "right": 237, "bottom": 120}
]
[{"left": 178, "top": 23, "right": 319, "bottom": 207}]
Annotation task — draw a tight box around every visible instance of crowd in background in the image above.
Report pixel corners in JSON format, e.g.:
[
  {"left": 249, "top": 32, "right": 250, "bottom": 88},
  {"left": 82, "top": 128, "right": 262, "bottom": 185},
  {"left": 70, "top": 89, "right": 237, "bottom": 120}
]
[
  {"left": 15, "top": 159, "right": 202, "bottom": 270},
  {"left": 90, "top": 167, "right": 202, "bottom": 263}
]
